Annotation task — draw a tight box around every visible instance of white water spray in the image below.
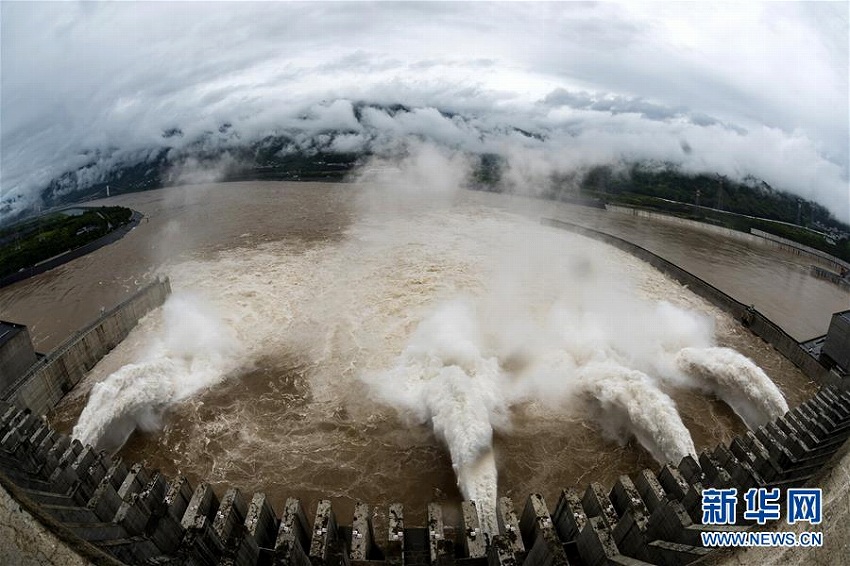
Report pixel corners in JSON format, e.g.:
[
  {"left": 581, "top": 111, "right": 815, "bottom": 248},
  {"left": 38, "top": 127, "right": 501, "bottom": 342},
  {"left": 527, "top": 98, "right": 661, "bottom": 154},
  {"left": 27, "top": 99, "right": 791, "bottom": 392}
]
[
  {"left": 364, "top": 293, "right": 705, "bottom": 532},
  {"left": 74, "top": 292, "right": 244, "bottom": 451},
  {"left": 362, "top": 300, "right": 506, "bottom": 534},
  {"left": 577, "top": 362, "right": 697, "bottom": 463},
  {"left": 675, "top": 347, "right": 789, "bottom": 429},
  {"left": 361, "top": 227, "right": 793, "bottom": 530},
  {"left": 67, "top": 201, "right": 793, "bottom": 525}
]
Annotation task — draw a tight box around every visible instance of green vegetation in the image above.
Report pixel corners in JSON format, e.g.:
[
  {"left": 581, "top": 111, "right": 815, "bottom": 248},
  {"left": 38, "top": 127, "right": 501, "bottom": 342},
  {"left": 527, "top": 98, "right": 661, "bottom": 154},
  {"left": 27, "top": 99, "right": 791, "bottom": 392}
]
[
  {"left": 235, "top": 142, "right": 361, "bottom": 182},
  {"left": 0, "top": 206, "right": 133, "bottom": 279},
  {"left": 579, "top": 165, "right": 840, "bottom": 229},
  {"left": 471, "top": 157, "right": 850, "bottom": 263},
  {"left": 41, "top": 140, "right": 362, "bottom": 210}
]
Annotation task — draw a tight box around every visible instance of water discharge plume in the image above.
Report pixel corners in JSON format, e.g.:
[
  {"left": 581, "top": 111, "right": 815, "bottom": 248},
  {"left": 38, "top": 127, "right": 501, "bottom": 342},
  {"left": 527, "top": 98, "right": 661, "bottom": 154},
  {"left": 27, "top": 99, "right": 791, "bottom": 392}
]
[
  {"left": 362, "top": 300, "right": 506, "bottom": 534},
  {"left": 675, "top": 347, "right": 789, "bottom": 429},
  {"left": 74, "top": 292, "right": 244, "bottom": 451},
  {"left": 576, "top": 361, "right": 697, "bottom": 464},
  {"left": 357, "top": 216, "right": 780, "bottom": 530},
  {"left": 73, "top": 359, "right": 178, "bottom": 451},
  {"left": 362, "top": 289, "right": 708, "bottom": 531}
]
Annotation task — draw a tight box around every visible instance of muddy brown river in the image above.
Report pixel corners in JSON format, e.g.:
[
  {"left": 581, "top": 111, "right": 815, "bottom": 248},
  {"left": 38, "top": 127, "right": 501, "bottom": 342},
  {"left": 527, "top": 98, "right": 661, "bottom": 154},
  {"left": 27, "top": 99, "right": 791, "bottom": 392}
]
[{"left": 1, "top": 182, "right": 844, "bottom": 529}]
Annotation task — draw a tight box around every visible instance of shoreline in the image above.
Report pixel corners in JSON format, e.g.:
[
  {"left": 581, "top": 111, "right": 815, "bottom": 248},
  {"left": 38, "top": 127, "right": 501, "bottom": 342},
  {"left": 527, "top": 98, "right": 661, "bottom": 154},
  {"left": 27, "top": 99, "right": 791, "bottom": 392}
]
[{"left": 0, "top": 209, "right": 143, "bottom": 289}]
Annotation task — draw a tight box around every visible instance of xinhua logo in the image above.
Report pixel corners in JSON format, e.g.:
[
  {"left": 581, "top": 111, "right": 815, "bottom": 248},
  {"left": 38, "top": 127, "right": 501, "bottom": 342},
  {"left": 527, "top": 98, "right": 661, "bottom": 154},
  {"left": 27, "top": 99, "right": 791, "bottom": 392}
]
[
  {"left": 702, "top": 488, "right": 737, "bottom": 525},
  {"left": 701, "top": 487, "right": 822, "bottom": 526},
  {"left": 743, "top": 487, "right": 780, "bottom": 525},
  {"left": 786, "top": 488, "right": 822, "bottom": 525}
]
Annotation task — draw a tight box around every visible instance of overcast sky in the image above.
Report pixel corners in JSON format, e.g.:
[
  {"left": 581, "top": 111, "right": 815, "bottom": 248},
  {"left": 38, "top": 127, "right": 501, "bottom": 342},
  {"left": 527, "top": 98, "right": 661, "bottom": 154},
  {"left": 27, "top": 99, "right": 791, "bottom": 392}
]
[{"left": 2, "top": 1, "right": 848, "bottom": 221}]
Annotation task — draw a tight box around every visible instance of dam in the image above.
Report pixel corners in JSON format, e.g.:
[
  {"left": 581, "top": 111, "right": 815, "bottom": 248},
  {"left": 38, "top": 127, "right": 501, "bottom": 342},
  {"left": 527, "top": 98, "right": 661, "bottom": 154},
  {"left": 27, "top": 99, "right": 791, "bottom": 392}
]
[{"left": 0, "top": 182, "right": 847, "bottom": 565}]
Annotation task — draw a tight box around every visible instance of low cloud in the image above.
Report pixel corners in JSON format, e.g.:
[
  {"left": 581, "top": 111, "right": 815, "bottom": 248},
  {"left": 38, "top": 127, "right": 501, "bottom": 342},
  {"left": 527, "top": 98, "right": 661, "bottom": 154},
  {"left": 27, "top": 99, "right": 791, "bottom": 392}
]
[
  {"left": 1, "top": 2, "right": 847, "bottom": 222},
  {"left": 163, "top": 153, "right": 240, "bottom": 187},
  {"left": 353, "top": 140, "right": 474, "bottom": 218}
]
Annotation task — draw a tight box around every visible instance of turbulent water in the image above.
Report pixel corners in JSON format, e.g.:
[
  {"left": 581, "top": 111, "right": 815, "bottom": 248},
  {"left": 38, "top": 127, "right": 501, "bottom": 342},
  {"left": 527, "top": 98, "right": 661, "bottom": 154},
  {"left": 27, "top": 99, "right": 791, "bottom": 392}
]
[
  {"left": 57, "top": 197, "right": 807, "bottom": 530},
  {"left": 74, "top": 293, "right": 245, "bottom": 450},
  {"left": 676, "top": 347, "right": 790, "bottom": 429}
]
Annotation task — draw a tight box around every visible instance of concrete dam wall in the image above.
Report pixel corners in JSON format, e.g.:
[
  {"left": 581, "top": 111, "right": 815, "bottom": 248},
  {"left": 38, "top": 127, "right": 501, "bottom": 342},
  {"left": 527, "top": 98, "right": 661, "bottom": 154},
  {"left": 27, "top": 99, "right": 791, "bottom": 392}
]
[
  {"left": 1, "top": 383, "right": 849, "bottom": 565},
  {"left": 0, "top": 224, "right": 848, "bottom": 565},
  {"left": 2, "top": 278, "right": 171, "bottom": 416}
]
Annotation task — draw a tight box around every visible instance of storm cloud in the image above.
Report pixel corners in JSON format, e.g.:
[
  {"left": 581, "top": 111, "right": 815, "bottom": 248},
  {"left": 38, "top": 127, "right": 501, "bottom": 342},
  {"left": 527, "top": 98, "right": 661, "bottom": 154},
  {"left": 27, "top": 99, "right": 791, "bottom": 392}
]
[{"left": 1, "top": 2, "right": 847, "bottom": 221}]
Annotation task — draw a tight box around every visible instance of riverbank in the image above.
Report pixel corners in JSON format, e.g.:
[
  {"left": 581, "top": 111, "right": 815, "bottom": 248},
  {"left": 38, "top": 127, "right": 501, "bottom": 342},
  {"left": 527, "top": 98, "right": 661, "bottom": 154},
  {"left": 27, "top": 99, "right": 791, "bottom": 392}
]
[{"left": 0, "top": 208, "right": 141, "bottom": 289}]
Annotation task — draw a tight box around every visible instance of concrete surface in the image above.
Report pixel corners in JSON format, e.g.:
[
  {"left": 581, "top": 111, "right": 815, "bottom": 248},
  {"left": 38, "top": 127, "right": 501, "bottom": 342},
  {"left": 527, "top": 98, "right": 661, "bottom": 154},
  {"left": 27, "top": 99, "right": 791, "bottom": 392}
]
[
  {"left": 0, "top": 483, "right": 91, "bottom": 566},
  {"left": 711, "top": 433, "right": 850, "bottom": 566}
]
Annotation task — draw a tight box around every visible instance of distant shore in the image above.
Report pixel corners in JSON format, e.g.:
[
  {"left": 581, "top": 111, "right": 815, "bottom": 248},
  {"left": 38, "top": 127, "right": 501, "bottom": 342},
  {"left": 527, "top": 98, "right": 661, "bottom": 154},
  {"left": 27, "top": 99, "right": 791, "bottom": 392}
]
[{"left": 0, "top": 209, "right": 142, "bottom": 289}]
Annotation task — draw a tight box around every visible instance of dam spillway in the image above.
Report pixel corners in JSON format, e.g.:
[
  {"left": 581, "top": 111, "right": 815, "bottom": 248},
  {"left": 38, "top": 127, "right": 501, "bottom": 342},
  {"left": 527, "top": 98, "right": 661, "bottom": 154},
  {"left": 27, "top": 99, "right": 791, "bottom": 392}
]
[
  {"left": 0, "top": 183, "right": 847, "bottom": 564},
  {"left": 44, "top": 206, "right": 815, "bottom": 524},
  {"left": 1, "top": 378, "right": 849, "bottom": 565}
]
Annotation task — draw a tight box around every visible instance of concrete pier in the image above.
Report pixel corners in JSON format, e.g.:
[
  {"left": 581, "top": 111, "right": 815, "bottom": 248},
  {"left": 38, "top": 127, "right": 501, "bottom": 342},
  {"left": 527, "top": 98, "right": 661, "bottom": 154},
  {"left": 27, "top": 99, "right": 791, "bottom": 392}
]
[
  {"left": 274, "top": 497, "right": 311, "bottom": 566},
  {"left": 519, "top": 494, "right": 569, "bottom": 566},
  {"left": 352, "top": 501, "right": 375, "bottom": 562},
  {"left": 308, "top": 499, "right": 338, "bottom": 563},
  {"left": 496, "top": 496, "right": 524, "bottom": 561},
  {"left": 427, "top": 502, "right": 451, "bottom": 564},
  {"left": 461, "top": 500, "right": 486, "bottom": 558},
  {"left": 386, "top": 503, "right": 404, "bottom": 565}
]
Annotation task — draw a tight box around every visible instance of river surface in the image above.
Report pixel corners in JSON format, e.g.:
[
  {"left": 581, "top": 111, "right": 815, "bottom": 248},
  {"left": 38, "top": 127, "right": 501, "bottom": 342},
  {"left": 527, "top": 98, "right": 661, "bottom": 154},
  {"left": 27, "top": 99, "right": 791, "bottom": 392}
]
[{"left": 0, "top": 182, "right": 843, "bottom": 529}]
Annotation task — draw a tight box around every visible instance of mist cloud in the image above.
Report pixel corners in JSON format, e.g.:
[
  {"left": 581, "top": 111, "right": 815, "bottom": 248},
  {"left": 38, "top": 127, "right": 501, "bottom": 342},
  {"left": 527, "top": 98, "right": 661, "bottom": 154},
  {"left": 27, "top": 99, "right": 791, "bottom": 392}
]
[{"left": 1, "top": 2, "right": 847, "bottom": 221}]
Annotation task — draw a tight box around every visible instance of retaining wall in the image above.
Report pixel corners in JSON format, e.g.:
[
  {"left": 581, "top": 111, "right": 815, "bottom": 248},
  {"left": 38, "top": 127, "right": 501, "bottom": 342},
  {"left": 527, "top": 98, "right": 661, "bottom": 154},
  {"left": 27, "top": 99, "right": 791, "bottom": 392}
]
[
  {"left": 2, "top": 278, "right": 171, "bottom": 416},
  {"left": 751, "top": 229, "right": 850, "bottom": 273},
  {"left": 541, "top": 218, "right": 840, "bottom": 386},
  {"left": 810, "top": 266, "right": 850, "bottom": 291},
  {"left": 605, "top": 205, "right": 764, "bottom": 244},
  {"left": 0, "top": 323, "right": 39, "bottom": 393}
]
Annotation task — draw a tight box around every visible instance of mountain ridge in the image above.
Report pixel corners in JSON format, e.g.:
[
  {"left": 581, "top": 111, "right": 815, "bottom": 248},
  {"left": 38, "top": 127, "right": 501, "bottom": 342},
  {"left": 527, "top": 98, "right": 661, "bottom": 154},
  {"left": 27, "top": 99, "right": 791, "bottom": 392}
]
[{"left": 3, "top": 102, "right": 847, "bottom": 241}]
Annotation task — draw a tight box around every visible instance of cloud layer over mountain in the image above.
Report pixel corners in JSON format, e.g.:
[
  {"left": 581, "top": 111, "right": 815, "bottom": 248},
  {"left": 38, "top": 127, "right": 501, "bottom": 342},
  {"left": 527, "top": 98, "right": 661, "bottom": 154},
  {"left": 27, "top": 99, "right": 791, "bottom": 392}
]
[{"left": 2, "top": 2, "right": 847, "bottom": 221}]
